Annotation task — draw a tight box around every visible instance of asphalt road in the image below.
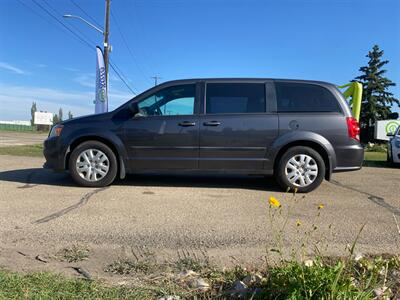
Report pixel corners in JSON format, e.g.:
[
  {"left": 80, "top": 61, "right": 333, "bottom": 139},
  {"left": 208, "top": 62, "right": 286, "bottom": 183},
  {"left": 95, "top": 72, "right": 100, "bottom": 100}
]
[
  {"left": 0, "top": 131, "right": 48, "bottom": 146},
  {"left": 0, "top": 155, "right": 399, "bottom": 278}
]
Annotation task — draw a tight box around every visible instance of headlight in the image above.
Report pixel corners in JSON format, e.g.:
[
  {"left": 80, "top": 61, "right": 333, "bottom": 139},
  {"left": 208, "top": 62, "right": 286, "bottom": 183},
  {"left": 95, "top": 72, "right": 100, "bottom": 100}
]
[
  {"left": 395, "top": 140, "right": 400, "bottom": 148},
  {"left": 49, "top": 124, "right": 64, "bottom": 137}
]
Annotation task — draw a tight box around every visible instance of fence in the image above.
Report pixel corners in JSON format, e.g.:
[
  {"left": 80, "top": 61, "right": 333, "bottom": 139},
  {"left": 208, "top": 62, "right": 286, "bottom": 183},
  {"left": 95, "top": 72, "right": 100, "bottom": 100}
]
[{"left": 0, "top": 123, "right": 36, "bottom": 132}]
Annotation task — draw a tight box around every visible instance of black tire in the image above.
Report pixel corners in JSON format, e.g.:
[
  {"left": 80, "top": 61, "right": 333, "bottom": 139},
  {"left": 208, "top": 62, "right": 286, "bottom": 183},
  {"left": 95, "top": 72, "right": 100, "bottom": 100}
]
[
  {"left": 68, "top": 141, "right": 118, "bottom": 187},
  {"left": 275, "top": 146, "right": 325, "bottom": 193},
  {"left": 387, "top": 150, "right": 393, "bottom": 164}
]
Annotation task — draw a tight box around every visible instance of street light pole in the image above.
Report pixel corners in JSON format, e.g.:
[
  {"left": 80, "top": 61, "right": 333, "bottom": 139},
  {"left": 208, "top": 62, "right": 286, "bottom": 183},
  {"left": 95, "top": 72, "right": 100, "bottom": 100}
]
[
  {"left": 63, "top": 0, "right": 111, "bottom": 95},
  {"left": 62, "top": 14, "right": 103, "bottom": 34},
  {"left": 103, "top": 0, "right": 111, "bottom": 97}
]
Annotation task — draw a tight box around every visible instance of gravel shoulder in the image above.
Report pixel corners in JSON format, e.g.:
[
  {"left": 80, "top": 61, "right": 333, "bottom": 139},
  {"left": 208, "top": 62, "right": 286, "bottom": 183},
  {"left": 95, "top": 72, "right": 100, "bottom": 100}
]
[{"left": 0, "top": 131, "right": 47, "bottom": 146}]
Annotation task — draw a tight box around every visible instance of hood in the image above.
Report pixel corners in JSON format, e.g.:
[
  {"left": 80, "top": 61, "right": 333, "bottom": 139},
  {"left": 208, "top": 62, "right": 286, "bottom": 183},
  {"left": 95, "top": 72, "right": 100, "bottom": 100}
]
[{"left": 61, "top": 111, "right": 114, "bottom": 125}]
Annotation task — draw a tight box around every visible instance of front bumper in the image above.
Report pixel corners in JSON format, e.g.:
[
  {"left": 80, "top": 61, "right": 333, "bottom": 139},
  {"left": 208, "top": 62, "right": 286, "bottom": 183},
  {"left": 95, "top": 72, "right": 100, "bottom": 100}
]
[{"left": 43, "top": 137, "right": 66, "bottom": 171}]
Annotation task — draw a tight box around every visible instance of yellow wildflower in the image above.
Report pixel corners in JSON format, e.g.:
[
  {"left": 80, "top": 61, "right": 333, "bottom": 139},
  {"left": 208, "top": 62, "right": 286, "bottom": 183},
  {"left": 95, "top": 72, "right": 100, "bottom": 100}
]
[
  {"left": 268, "top": 196, "right": 281, "bottom": 208},
  {"left": 296, "top": 220, "right": 302, "bottom": 227},
  {"left": 318, "top": 204, "right": 324, "bottom": 210}
]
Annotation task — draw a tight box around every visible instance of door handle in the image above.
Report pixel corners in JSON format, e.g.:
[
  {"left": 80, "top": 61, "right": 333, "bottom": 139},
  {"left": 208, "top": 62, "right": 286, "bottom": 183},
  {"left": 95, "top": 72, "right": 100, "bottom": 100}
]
[
  {"left": 203, "top": 121, "right": 221, "bottom": 126},
  {"left": 178, "top": 121, "right": 196, "bottom": 127}
]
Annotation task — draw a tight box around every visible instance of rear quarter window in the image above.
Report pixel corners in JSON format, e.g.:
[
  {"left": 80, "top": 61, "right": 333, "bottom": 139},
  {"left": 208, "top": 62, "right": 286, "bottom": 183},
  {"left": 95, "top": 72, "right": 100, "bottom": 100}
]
[{"left": 275, "top": 82, "right": 342, "bottom": 113}]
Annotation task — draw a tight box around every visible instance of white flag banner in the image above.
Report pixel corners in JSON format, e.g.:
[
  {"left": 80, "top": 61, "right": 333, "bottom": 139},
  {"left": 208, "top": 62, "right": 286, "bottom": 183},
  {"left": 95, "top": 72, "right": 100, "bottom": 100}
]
[{"left": 95, "top": 46, "right": 108, "bottom": 114}]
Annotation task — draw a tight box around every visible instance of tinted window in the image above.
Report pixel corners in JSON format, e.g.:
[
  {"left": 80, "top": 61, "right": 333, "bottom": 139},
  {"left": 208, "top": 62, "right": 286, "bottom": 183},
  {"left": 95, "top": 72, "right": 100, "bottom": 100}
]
[
  {"left": 206, "top": 83, "right": 266, "bottom": 114},
  {"left": 276, "top": 82, "right": 341, "bottom": 113},
  {"left": 138, "top": 84, "right": 195, "bottom": 116}
]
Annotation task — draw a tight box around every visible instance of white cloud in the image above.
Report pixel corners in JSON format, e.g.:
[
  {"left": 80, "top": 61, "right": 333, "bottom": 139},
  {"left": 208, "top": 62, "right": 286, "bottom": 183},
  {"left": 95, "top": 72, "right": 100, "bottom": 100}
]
[
  {"left": 0, "top": 83, "right": 134, "bottom": 121},
  {"left": 73, "top": 72, "right": 131, "bottom": 89},
  {"left": 0, "top": 62, "right": 27, "bottom": 75},
  {"left": 63, "top": 67, "right": 81, "bottom": 72},
  {"left": 74, "top": 73, "right": 95, "bottom": 88}
]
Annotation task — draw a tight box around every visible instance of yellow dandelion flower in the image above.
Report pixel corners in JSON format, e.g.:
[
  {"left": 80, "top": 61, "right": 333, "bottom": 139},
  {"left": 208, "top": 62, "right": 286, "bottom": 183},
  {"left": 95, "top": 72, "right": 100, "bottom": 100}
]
[
  {"left": 268, "top": 196, "right": 281, "bottom": 208},
  {"left": 296, "top": 220, "right": 302, "bottom": 227},
  {"left": 318, "top": 204, "right": 324, "bottom": 210}
]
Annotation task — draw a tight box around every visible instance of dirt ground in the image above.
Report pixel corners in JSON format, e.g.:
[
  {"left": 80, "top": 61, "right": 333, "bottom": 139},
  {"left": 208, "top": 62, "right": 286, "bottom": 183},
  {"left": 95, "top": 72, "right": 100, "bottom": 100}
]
[
  {"left": 0, "top": 154, "right": 399, "bottom": 282},
  {"left": 0, "top": 131, "right": 47, "bottom": 146}
]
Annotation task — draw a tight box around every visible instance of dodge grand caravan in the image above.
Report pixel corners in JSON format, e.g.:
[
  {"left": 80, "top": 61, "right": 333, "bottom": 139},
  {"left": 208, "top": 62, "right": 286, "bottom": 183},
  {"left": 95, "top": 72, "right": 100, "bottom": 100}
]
[{"left": 44, "top": 79, "right": 364, "bottom": 192}]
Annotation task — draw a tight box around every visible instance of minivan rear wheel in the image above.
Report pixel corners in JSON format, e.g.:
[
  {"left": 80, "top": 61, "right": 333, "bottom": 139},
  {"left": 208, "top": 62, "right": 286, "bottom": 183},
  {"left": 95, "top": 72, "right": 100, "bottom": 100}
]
[
  {"left": 69, "top": 141, "right": 117, "bottom": 187},
  {"left": 276, "top": 146, "right": 325, "bottom": 193}
]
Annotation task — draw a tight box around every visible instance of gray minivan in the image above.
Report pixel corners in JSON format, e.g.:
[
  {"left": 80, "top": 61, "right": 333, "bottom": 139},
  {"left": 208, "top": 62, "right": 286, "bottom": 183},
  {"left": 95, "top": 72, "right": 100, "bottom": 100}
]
[{"left": 44, "top": 78, "right": 363, "bottom": 192}]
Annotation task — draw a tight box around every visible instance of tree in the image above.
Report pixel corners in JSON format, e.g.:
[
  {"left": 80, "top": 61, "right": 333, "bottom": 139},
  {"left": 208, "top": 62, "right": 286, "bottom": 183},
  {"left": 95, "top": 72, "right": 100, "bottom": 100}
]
[
  {"left": 30, "top": 102, "right": 37, "bottom": 126},
  {"left": 354, "top": 45, "right": 399, "bottom": 142},
  {"left": 52, "top": 113, "right": 59, "bottom": 125},
  {"left": 68, "top": 111, "right": 73, "bottom": 119},
  {"left": 58, "top": 108, "right": 63, "bottom": 122}
]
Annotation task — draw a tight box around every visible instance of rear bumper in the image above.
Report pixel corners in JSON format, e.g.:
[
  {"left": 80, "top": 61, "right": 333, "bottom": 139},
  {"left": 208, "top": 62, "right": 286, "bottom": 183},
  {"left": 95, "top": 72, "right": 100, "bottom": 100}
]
[
  {"left": 43, "top": 137, "right": 66, "bottom": 171},
  {"left": 332, "top": 143, "right": 364, "bottom": 173}
]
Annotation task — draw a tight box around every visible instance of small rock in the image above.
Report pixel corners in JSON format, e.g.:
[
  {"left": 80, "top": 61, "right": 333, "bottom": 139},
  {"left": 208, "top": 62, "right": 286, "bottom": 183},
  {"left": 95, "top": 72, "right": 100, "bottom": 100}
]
[
  {"left": 117, "top": 281, "right": 127, "bottom": 286},
  {"left": 158, "top": 296, "right": 180, "bottom": 300},
  {"left": 179, "top": 270, "right": 198, "bottom": 278},
  {"left": 225, "top": 280, "right": 248, "bottom": 298},
  {"left": 304, "top": 259, "right": 314, "bottom": 267},
  {"left": 188, "top": 278, "right": 210, "bottom": 291},
  {"left": 35, "top": 255, "right": 48, "bottom": 263},
  {"left": 354, "top": 253, "right": 363, "bottom": 261},
  {"left": 378, "top": 266, "right": 386, "bottom": 276},
  {"left": 373, "top": 286, "right": 389, "bottom": 298},
  {"left": 233, "top": 280, "right": 248, "bottom": 291},
  {"left": 71, "top": 267, "right": 92, "bottom": 280},
  {"left": 242, "top": 274, "right": 262, "bottom": 286}
]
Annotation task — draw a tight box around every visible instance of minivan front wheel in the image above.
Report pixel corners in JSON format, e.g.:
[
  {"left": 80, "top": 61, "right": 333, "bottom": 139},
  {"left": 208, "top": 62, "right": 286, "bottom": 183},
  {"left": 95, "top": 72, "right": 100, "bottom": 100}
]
[
  {"left": 69, "top": 141, "right": 117, "bottom": 187},
  {"left": 276, "top": 146, "right": 325, "bottom": 193}
]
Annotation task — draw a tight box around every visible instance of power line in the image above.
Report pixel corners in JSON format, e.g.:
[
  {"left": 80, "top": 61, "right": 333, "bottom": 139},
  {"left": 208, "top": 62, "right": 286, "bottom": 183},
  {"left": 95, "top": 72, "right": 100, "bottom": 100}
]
[
  {"left": 24, "top": 0, "right": 136, "bottom": 95},
  {"left": 69, "top": 0, "right": 102, "bottom": 28},
  {"left": 151, "top": 75, "right": 162, "bottom": 86},
  {"left": 109, "top": 62, "right": 137, "bottom": 95},
  {"left": 109, "top": 57, "right": 139, "bottom": 94},
  {"left": 16, "top": 0, "right": 56, "bottom": 28},
  {"left": 110, "top": 9, "right": 153, "bottom": 85},
  {"left": 31, "top": 0, "right": 93, "bottom": 49},
  {"left": 42, "top": 0, "right": 98, "bottom": 46}
]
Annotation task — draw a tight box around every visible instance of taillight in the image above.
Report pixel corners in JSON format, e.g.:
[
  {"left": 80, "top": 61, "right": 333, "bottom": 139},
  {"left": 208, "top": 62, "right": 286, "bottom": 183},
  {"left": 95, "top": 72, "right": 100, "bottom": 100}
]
[{"left": 346, "top": 117, "right": 360, "bottom": 141}]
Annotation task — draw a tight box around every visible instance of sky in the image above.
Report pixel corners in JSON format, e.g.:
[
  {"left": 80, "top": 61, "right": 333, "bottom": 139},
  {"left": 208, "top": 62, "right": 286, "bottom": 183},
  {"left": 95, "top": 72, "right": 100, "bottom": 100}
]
[{"left": 0, "top": 0, "right": 399, "bottom": 121}]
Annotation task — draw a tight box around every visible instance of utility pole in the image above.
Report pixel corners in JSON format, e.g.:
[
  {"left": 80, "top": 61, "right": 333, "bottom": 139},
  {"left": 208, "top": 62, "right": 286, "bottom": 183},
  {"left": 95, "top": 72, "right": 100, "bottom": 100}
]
[
  {"left": 151, "top": 75, "right": 162, "bottom": 86},
  {"left": 103, "top": 0, "right": 111, "bottom": 94}
]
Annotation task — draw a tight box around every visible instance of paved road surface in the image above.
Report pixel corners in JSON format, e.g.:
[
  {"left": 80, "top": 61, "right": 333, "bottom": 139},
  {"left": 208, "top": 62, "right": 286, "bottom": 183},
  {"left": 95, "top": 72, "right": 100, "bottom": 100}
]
[
  {"left": 0, "top": 155, "right": 399, "bottom": 279},
  {"left": 0, "top": 131, "right": 47, "bottom": 146}
]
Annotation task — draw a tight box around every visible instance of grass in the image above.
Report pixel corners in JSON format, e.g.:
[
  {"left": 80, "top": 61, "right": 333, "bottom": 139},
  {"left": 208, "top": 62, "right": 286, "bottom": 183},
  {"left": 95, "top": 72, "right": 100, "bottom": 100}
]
[
  {"left": 363, "top": 151, "right": 389, "bottom": 167},
  {"left": 105, "top": 259, "right": 155, "bottom": 275},
  {"left": 0, "top": 270, "right": 156, "bottom": 299},
  {"left": 1, "top": 255, "right": 399, "bottom": 299},
  {"left": 55, "top": 245, "right": 90, "bottom": 263},
  {"left": 0, "top": 144, "right": 43, "bottom": 157}
]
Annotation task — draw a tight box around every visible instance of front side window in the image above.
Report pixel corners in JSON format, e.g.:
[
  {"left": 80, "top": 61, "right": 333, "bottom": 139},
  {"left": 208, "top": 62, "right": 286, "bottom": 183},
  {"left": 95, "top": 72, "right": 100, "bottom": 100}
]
[
  {"left": 137, "top": 84, "right": 195, "bottom": 116},
  {"left": 206, "top": 83, "right": 266, "bottom": 114},
  {"left": 276, "top": 82, "right": 341, "bottom": 113}
]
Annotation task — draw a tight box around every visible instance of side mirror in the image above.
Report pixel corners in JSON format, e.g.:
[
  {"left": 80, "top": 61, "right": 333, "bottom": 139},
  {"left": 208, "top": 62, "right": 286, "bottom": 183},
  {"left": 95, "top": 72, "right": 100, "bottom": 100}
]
[
  {"left": 387, "top": 132, "right": 394, "bottom": 137},
  {"left": 129, "top": 102, "right": 139, "bottom": 115}
]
